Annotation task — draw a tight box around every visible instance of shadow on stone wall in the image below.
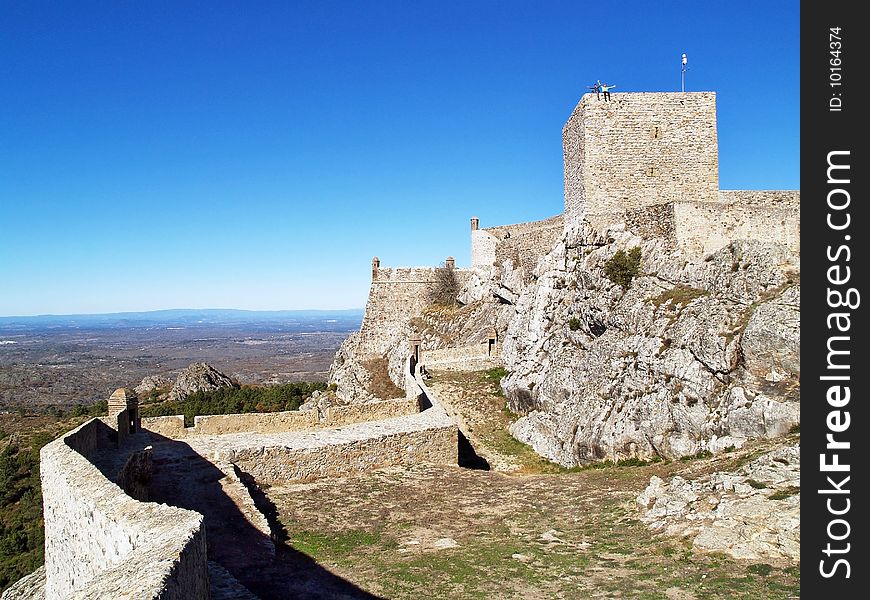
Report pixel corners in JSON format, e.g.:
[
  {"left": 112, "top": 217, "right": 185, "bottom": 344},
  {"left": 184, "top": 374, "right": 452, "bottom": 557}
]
[{"left": 87, "top": 428, "right": 384, "bottom": 600}]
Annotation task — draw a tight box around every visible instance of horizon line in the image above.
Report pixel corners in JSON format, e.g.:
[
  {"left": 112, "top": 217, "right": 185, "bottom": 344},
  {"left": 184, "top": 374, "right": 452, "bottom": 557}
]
[{"left": 0, "top": 307, "right": 366, "bottom": 320}]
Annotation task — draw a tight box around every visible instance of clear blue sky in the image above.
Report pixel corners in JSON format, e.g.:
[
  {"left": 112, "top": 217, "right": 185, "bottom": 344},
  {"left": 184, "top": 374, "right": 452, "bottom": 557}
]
[{"left": 0, "top": 1, "right": 799, "bottom": 316}]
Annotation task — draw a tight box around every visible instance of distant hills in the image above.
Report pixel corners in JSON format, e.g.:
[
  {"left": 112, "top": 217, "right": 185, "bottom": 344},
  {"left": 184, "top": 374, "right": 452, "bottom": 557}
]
[{"left": 0, "top": 308, "right": 364, "bottom": 331}]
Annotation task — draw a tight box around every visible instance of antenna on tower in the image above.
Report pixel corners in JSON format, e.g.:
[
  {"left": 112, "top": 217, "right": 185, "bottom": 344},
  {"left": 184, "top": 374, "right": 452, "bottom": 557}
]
[{"left": 681, "top": 53, "right": 688, "bottom": 92}]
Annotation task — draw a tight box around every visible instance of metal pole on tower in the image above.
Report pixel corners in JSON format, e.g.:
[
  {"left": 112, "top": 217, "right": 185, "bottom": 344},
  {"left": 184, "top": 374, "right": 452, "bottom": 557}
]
[{"left": 681, "top": 53, "right": 688, "bottom": 92}]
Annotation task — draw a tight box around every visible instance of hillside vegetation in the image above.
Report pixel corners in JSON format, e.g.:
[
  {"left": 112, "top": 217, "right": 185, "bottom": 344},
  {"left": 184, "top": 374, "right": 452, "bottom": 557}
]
[{"left": 140, "top": 382, "right": 327, "bottom": 427}]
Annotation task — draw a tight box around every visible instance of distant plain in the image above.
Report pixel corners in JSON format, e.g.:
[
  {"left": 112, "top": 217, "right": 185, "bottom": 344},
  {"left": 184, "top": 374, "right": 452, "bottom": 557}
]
[{"left": 0, "top": 309, "right": 362, "bottom": 410}]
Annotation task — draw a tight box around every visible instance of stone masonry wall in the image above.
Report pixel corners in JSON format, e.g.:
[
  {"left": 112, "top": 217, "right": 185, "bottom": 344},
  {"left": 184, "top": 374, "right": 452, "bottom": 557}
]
[
  {"left": 483, "top": 215, "right": 564, "bottom": 275},
  {"left": 423, "top": 343, "right": 499, "bottom": 365},
  {"left": 357, "top": 266, "right": 472, "bottom": 356},
  {"left": 185, "top": 405, "right": 457, "bottom": 484},
  {"left": 194, "top": 410, "right": 318, "bottom": 436},
  {"left": 623, "top": 203, "right": 678, "bottom": 242},
  {"left": 41, "top": 419, "right": 209, "bottom": 599},
  {"left": 229, "top": 423, "right": 457, "bottom": 483},
  {"left": 324, "top": 397, "right": 422, "bottom": 427},
  {"left": 673, "top": 194, "right": 800, "bottom": 256},
  {"left": 471, "top": 229, "right": 499, "bottom": 268},
  {"left": 563, "top": 92, "right": 719, "bottom": 234},
  {"left": 141, "top": 396, "right": 423, "bottom": 439}
]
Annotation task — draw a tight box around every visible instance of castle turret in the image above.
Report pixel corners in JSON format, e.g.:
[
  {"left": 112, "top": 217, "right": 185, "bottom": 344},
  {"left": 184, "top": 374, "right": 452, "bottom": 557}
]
[{"left": 108, "top": 388, "right": 140, "bottom": 439}]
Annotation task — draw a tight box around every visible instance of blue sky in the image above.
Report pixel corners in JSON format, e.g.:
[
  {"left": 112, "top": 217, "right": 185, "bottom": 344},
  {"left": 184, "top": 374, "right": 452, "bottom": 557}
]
[{"left": 0, "top": 1, "right": 799, "bottom": 316}]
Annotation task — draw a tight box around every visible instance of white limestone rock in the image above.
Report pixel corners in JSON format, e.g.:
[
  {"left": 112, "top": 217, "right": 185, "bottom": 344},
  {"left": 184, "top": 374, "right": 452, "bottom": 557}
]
[
  {"left": 500, "top": 230, "right": 800, "bottom": 465},
  {"left": 636, "top": 445, "right": 800, "bottom": 561}
]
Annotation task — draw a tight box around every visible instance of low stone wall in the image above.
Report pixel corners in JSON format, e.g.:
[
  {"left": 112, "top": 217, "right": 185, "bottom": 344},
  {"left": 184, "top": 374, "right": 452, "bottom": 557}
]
[
  {"left": 225, "top": 417, "right": 457, "bottom": 483},
  {"left": 325, "top": 397, "right": 421, "bottom": 427},
  {"left": 142, "top": 397, "right": 423, "bottom": 439},
  {"left": 40, "top": 419, "right": 209, "bottom": 599},
  {"left": 174, "top": 359, "right": 457, "bottom": 484},
  {"left": 194, "top": 410, "right": 319, "bottom": 436},
  {"left": 422, "top": 344, "right": 501, "bottom": 371},
  {"left": 142, "top": 414, "right": 187, "bottom": 438}
]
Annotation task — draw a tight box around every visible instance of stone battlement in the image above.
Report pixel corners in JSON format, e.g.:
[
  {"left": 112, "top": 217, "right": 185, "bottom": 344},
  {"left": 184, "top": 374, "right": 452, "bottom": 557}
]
[
  {"left": 356, "top": 261, "right": 473, "bottom": 356},
  {"left": 28, "top": 365, "right": 458, "bottom": 599},
  {"left": 40, "top": 419, "right": 209, "bottom": 599}
]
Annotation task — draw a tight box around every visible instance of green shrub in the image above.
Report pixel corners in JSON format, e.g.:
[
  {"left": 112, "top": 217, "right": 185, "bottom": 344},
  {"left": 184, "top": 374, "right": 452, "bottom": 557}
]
[
  {"left": 604, "top": 247, "right": 642, "bottom": 290},
  {"left": 483, "top": 367, "right": 507, "bottom": 397},
  {"left": 141, "top": 381, "right": 327, "bottom": 427},
  {"left": 651, "top": 285, "right": 708, "bottom": 308},
  {"left": 568, "top": 317, "right": 582, "bottom": 331}
]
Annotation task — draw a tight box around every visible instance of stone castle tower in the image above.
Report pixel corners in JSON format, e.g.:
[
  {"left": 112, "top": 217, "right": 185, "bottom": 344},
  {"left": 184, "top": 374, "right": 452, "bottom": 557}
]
[{"left": 563, "top": 92, "right": 720, "bottom": 233}]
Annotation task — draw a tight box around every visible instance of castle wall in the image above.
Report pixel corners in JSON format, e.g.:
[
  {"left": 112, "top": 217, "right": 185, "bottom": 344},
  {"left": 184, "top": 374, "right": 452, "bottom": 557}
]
[
  {"left": 673, "top": 191, "right": 800, "bottom": 256},
  {"left": 357, "top": 266, "right": 472, "bottom": 356},
  {"left": 563, "top": 92, "right": 719, "bottom": 233},
  {"left": 471, "top": 229, "right": 499, "bottom": 267},
  {"left": 205, "top": 411, "right": 457, "bottom": 483},
  {"left": 141, "top": 396, "right": 424, "bottom": 439},
  {"left": 40, "top": 419, "right": 209, "bottom": 599},
  {"left": 486, "top": 215, "right": 564, "bottom": 275}
]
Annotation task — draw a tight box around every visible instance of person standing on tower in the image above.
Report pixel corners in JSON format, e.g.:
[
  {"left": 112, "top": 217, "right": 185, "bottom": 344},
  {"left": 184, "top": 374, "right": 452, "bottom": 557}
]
[
  {"left": 587, "top": 79, "right": 602, "bottom": 100},
  {"left": 600, "top": 82, "right": 616, "bottom": 101}
]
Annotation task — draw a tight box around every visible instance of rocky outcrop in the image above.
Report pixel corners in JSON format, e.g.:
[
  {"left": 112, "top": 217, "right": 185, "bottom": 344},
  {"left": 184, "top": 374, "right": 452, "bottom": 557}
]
[
  {"left": 636, "top": 445, "right": 800, "bottom": 561},
  {"left": 168, "top": 363, "right": 237, "bottom": 402},
  {"left": 134, "top": 374, "right": 173, "bottom": 396},
  {"left": 330, "top": 218, "right": 799, "bottom": 466},
  {"left": 501, "top": 225, "right": 799, "bottom": 465}
]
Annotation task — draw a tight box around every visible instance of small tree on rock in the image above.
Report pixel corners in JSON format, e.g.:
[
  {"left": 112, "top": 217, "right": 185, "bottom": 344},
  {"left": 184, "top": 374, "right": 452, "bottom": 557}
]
[
  {"left": 430, "top": 261, "right": 460, "bottom": 307},
  {"left": 604, "top": 247, "right": 642, "bottom": 290}
]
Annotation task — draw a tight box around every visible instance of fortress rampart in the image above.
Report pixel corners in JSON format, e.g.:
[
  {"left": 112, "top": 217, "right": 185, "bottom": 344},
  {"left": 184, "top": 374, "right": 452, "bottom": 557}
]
[
  {"left": 40, "top": 419, "right": 209, "bottom": 599},
  {"left": 27, "top": 371, "right": 457, "bottom": 599},
  {"left": 471, "top": 215, "right": 563, "bottom": 274},
  {"left": 356, "top": 263, "right": 473, "bottom": 356},
  {"left": 141, "top": 396, "right": 423, "bottom": 438}
]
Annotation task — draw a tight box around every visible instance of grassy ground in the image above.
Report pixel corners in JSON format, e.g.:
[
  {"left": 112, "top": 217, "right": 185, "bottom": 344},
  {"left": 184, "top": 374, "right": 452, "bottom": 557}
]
[
  {"left": 269, "top": 461, "right": 798, "bottom": 599},
  {"left": 266, "top": 368, "right": 799, "bottom": 599}
]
